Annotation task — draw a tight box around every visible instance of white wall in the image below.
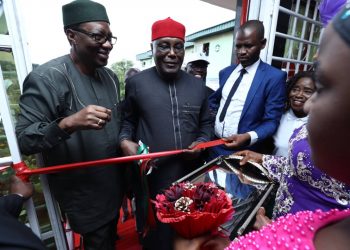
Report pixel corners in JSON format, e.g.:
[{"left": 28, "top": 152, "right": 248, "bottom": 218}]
[{"left": 186, "top": 31, "right": 234, "bottom": 90}]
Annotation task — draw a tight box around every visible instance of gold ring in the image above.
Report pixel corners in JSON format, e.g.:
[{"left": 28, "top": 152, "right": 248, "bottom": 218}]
[{"left": 97, "top": 119, "right": 103, "bottom": 126}]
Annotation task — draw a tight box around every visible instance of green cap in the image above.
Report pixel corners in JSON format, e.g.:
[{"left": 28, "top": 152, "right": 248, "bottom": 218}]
[{"left": 62, "top": 0, "right": 109, "bottom": 28}]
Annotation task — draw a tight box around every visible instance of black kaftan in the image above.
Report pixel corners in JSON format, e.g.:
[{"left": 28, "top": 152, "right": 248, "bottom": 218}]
[
  {"left": 120, "top": 67, "right": 213, "bottom": 249},
  {"left": 120, "top": 67, "right": 213, "bottom": 196},
  {"left": 16, "top": 55, "right": 124, "bottom": 234}
]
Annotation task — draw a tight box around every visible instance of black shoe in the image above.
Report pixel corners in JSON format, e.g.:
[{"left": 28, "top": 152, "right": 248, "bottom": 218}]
[{"left": 138, "top": 232, "right": 144, "bottom": 245}]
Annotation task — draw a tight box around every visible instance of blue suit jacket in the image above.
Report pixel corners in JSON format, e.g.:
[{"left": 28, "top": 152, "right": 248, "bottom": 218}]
[
  {"left": 209, "top": 60, "right": 287, "bottom": 155},
  {"left": 208, "top": 61, "right": 286, "bottom": 198}
]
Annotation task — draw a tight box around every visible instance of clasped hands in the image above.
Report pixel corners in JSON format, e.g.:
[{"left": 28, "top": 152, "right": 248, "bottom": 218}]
[{"left": 120, "top": 140, "right": 204, "bottom": 160}]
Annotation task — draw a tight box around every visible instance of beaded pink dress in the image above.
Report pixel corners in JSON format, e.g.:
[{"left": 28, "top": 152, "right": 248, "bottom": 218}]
[{"left": 225, "top": 209, "right": 350, "bottom": 250}]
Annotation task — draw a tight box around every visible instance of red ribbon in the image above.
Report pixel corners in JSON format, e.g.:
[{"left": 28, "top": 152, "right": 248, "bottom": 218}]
[
  {"left": 192, "top": 139, "right": 226, "bottom": 150},
  {"left": 13, "top": 161, "right": 30, "bottom": 182},
  {"left": 13, "top": 139, "right": 225, "bottom": 180}
]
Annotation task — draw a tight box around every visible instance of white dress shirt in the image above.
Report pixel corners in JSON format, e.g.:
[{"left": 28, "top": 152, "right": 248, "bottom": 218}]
[
  {"left": 215, "top": 60, "right": 260, "bottom": 144},
  {"left": 273, "top": 109, "right": 308, "bottom": 157}
]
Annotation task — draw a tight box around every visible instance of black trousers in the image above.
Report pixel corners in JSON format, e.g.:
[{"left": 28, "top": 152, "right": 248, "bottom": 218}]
[
  {"left": 142, "top": 221, "right": 174, "bottom": 250},
  {"left": 81, "top": 217, "right": 118, "bottom": 250}
]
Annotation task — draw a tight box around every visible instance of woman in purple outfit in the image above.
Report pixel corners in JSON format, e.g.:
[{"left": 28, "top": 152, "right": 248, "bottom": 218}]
[{"left": 236, "top": 123, "right": 350, "bottom": 219}]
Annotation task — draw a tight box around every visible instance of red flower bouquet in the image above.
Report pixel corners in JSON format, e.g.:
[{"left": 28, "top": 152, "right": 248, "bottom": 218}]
[{"left": 153, "top": 182, "right": 234, "bottom": 239}]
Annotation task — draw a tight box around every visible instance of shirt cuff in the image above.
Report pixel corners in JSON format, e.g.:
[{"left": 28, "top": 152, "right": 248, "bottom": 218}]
[
  {"left": 44, "top": 120, "right": 70, "bottom": 146},
  {"left": 247, "top": 131, "right": 258, "bottom": 145},
  {"left": 196, "top": 137, "right": 209, "bottom": 142},
  {"left": 12, "top": 193, "right": 25, "bottom": 199},
  {"left": 119, "top": 135, "right": 132, "bottom": 144}
]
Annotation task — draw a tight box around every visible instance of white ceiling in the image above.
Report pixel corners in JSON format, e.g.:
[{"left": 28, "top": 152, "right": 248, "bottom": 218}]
[{"left": 201, "top": 0, "right": 237, "bottom": 11}]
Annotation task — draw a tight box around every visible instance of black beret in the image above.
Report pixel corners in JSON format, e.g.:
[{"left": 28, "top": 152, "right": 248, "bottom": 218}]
[{"left": 62, "top": 0, "right": 109, "bottom": 28}]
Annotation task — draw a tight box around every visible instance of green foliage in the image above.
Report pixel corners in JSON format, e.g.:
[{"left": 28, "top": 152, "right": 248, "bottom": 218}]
[
  {"left": 0, "top": 56, "right": 20, "bottom": 159},
  {"left": 109, "top": 59, "right": 134, "bottom": 98},
  {"left": 0, "top": 52, "right": 38, "bottom": 194},
  {"left": 0, "top": 11, "right": 9, "bottom": 35}
]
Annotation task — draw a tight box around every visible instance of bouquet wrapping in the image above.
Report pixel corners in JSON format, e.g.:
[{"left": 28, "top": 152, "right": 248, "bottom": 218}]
[{"left": 153, "top": 182, "right": 234, "bottom": 239}]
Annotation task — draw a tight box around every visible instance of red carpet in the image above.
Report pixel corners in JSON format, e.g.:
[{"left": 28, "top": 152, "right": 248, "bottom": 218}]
[{"left": 115, "top": 215, "right": 142, "bottom": 250}]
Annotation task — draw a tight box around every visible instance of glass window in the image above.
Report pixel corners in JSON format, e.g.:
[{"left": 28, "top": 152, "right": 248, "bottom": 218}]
[
  {"left": 0, "top": 49, "right": 21, "bottom": 193},
  {"left": 0, "top": 3, "right": 58, "bottom": 248},
  {"left": 0, "top": 49, "right": 20, "bottom": 159},
  {"left": 0, "top": 49, "right": 56, "bottom": 248},
  {"left": 0, "top": 0, "right": 9, "bottom": 35},
  {"left": 203, "top": 43, "right": 210, "bottom": 56}
]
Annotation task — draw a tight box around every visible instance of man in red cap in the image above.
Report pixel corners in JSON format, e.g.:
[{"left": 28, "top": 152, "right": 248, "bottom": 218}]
[{"left": 119, "top": 17, "right": 213, "bottom": 249}]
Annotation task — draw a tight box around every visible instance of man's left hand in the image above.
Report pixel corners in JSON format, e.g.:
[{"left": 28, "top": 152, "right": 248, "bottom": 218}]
[{"left": 182, "top": 141, "right": 203, "bottom": 160}]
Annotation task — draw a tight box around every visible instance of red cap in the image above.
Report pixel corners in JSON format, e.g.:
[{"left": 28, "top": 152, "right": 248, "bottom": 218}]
[{"left": 151, "top": 17, "right": 186, "bottom": 41}]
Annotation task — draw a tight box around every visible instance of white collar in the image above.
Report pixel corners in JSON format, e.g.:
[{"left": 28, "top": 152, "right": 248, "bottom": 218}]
[
  {"left": 286, "top": 109, "right": 308, "bottom": 122},
  {"left": 236, "top": 59, "right": 261, "bottom": 75}
]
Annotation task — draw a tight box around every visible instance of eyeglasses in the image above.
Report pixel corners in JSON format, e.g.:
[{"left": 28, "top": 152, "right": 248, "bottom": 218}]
[
  {"left": 156, "top": 43, "right": 184, "bottom": 54},
  {"left": 72, "top": 28, "right": 117, "bottom": 45}
]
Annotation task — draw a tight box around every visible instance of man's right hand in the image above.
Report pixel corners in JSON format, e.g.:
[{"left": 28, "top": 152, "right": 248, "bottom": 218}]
[
  {"left": 120, "top": 139, "right": 139, "bottom": 156},
  {"left": 58, "top": 105, "right": 111, "bottom": 133},
  {"left": 224, "top": 133, "right": 251, "bottom": 149}
]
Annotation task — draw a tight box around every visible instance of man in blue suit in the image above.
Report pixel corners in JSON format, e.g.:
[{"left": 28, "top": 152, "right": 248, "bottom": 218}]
[{"left": 209, "top": 20, "right": 286, "bottom": 198}]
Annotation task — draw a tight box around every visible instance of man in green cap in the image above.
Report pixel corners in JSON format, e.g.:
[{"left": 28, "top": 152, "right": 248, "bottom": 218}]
[{"left": 16, "top": 1, "right": 123, "bottom": 249}]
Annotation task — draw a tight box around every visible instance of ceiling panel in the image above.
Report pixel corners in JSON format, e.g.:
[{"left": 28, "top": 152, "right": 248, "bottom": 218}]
[{"left": 201, "top": 0, "right": 237, "bottom": 11}]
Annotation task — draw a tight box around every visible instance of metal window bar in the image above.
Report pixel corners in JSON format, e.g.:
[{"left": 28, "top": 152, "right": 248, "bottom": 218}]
[
  {"left": 271, "top": 1, "right": 322, "bottom": 74},
  {"left": 304, "top": 0, "right": 321, "bottom": 71},
  {"left": 266, "top": 0, "right": 281, "bottom": 64},
  {"left": 2, "top": 0, "right": 33, "bottom": 92},
  {"left": 40, "top": 174, "right": 69, "bottom": 249},
  {"left": 275, "top": 32, "right": 319, "bottom": 46},
  {"left": 271, "top": 56, "right": 314, "bottom": 65},
  {"left": 295, "top": 0, "right": 311, "bottom": 74},
  {"left": 279, "top": 5, "right": 322, "bottom": 26},
  {"left": 0, "top": 67, "right": 41, "bottom": 237},
  {"left": 0, "top": 156, "right": 12, "bottom": 167},
  {"left": 285, "top": 0, "right": 301, "bottom": 73}
]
